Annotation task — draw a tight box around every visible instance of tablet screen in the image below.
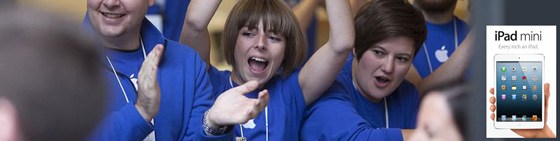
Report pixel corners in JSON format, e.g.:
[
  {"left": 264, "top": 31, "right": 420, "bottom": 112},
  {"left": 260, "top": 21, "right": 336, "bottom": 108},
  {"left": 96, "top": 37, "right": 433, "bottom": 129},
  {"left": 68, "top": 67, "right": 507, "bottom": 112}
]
[{"left": 496, "top": 61, "right": 542, "bottom": 122}]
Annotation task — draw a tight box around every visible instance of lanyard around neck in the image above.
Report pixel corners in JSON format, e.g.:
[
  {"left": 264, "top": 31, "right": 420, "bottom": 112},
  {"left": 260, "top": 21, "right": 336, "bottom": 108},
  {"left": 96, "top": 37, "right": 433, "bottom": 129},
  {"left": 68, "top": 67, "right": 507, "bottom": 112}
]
[
  {"left": 230, "top": 77, "right": 269, "bottom": 141},
  {"left": 106, "top": 38, "right": 147, "bottom": 103},
  {"left": 422, "top": 18, "right": 458, "bottom": 73}
]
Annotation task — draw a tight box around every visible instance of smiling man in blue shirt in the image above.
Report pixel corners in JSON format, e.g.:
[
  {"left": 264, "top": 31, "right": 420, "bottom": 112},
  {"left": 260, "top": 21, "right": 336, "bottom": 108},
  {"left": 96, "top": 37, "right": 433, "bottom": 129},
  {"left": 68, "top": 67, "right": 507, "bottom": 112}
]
[{"left": 83, "top": 0, "right": 262, "bottom": 140}]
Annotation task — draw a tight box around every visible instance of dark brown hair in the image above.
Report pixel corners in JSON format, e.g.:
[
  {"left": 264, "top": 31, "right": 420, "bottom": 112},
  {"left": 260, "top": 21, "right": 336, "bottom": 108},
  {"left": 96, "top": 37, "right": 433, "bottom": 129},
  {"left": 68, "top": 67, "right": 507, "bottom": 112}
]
[
  {"left": 223, "top": 0, "right": 307, "bottom": 76},
  {"left": 354, "top": 0, "right": 427, "bottom": 61}
]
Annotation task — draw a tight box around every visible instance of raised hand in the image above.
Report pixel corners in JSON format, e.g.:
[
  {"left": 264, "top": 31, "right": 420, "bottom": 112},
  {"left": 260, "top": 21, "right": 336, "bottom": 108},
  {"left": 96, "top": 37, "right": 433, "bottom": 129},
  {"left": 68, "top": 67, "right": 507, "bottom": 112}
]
[
  {"left": 135, "top": 44, "right": 164, "bottom": 122},
  {"left": 206, "top": 81, "right": 270, "bottom": 127}
]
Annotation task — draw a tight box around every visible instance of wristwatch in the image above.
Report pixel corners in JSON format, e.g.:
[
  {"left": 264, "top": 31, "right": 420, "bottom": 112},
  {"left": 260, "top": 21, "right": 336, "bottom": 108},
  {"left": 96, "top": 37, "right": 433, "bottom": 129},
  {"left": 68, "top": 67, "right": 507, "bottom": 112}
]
[{"left": 203, "top": 111, "right": 232, "bottom": 135}]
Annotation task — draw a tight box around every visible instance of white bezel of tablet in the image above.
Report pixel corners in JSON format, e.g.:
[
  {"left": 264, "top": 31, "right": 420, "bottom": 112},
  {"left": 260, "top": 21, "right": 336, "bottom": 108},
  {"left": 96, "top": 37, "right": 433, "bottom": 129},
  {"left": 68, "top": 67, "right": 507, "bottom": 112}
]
[{"left": 494, "top": 54, "right": 544, "bottom": 129}]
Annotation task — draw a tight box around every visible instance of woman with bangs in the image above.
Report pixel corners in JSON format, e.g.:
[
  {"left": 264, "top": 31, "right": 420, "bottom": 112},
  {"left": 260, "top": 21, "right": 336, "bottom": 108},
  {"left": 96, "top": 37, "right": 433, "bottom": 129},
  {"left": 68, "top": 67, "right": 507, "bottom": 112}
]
[{"left": 181, "top": 0, "right": 354, "bottom": 140}]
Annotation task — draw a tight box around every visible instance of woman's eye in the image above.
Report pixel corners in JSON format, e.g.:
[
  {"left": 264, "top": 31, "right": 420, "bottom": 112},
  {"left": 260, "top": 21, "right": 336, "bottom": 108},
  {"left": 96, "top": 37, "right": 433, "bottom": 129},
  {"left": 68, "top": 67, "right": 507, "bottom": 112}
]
[
  {"left": 269, "top": 36, "right": 281, "bottom": 42},
  {"left": 242, "top": 32, "right": 254, "bottom": 36},
  {"left": 397, "top": 57, "right": 409, "bottom": 62},
  {"left": 373, "top": 50, "right": 384, "bottom": 56}
]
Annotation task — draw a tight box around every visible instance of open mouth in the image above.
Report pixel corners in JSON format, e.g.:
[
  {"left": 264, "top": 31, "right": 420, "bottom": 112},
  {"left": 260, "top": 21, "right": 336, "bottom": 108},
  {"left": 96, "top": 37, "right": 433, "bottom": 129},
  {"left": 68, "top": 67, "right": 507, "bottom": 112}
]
[
  {"left": 247, "top": 57, "right": 269, "bottom": 74},
  {"left": 374, "top": 76, "right": 391, "bottom": 88}
]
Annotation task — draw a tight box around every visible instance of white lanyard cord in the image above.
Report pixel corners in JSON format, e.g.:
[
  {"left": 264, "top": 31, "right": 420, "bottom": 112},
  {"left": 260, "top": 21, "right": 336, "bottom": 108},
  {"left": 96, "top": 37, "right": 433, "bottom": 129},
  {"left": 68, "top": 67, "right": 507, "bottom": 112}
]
[
  {"left": 352, "top": 79, "right": 389, "bottom": 128},
  {"left": 384, "top": 98, "right": 388, "bottom": 128},
  {"left": 422, "top": 18, "right": 458, "bottom": 73},
  {"left": 230, "top": 77, "right": 269, "bottom": 141},
  {"left": 106, "top": 38, "right": 147, "bottom": 104},
  {"left": 107, "top": 56, "right": 129, "bottom": 103},
  {"left": 265, "top": 106, "right": 269, "bottom": 141}
]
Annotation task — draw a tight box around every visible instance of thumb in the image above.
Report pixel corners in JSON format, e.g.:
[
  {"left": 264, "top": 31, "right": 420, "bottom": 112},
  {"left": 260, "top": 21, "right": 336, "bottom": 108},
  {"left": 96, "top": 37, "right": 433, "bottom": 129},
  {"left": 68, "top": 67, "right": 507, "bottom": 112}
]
[
  {"left": 230, "top": 80, "right": 259, "bottom": 95},
  {"left": 544, "top": 83, "right": 550, "bottom": 115}
]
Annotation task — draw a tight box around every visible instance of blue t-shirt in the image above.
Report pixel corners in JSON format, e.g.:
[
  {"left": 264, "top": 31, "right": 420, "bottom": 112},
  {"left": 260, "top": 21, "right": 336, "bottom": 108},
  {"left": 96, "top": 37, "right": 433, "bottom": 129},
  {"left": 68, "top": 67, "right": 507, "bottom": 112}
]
[
  {"left": 84, "top": 16, "right": 229, "bottom": 140},
  {"left": 105, "top": 48, "right": 144, "bottom": 90},
  {"left": 208, "top": 67, "right": 307, "bottom": 141},
  {"left": 301, "top": 57, "right": 420, "bottom": 141},
  {"left": 413, "top": 16, "right": 470, "bottom": 78},
  {"left": 147, "top": 0, "right": 191, "bottom": 41}
]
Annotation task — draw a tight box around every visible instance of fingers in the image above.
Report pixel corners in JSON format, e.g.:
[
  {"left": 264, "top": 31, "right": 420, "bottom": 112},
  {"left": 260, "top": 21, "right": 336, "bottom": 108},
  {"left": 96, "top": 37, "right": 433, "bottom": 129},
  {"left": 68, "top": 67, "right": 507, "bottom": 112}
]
[
  {"left": 247, "top": 90, "right": 269, "bottom": 120},
  {"left": 231, "top": 81, "right": 259, "bottom": 94},
  {"left": 257, "top": 90, "right": 270, "bottom": 109},
  {"left": 489, "top": 88, "right": 496, "bottom": 121},
  {"left": 544, "top": 83, "right": 550, "bottom": 104},
  {"left": 144, "top": 44, "right": 164, "bottom": 71},
  {"left": 241, "top": 90, "right": 270, "bottom": 121},
  {"left": 139, "top": 44, "right": 164, "bottom": 83},
  {"left": 544, "top": 83, "right": 550, "bottom": 122},
  {"left": 135, "top": 44, "right": 164, "bottom": 121}
]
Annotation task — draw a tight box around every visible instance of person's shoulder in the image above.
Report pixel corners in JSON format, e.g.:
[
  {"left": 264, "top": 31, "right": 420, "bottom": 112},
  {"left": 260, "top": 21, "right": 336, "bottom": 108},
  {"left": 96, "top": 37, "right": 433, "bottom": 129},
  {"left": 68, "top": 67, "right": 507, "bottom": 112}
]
[
  {"left": 164, "top": 40, "right": 200, "bottom": 57},
  {"left": 161, "top": 39, "right": 209, "bottom": 67},
  {"left": 208, "top": 66, "right": 231, "bottom": 81},
  {"left": 335, "top": 69, "right": 353, "bottom": 86},
  {"left": 341, "top": 54, "right": 354, "bottom": 73},
  {"left": 318, "top": 80, "right": 354, "bottom": 103},
  {"left": 454, "top": 16, "right": 470, "bottom": 30},
  {"left": 208, "top": 66, "right": 231, "bottom": 94}
]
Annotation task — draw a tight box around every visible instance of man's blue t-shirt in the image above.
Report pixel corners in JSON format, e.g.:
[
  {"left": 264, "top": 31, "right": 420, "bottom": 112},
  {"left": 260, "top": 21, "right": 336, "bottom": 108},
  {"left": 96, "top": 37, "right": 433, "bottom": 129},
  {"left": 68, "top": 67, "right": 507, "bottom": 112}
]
[
  {"left": 84, "top": 16, "right": 229, "bottom": 140},
  {"left": 413, "top": 16, "right": 469, "bottom": 78}
]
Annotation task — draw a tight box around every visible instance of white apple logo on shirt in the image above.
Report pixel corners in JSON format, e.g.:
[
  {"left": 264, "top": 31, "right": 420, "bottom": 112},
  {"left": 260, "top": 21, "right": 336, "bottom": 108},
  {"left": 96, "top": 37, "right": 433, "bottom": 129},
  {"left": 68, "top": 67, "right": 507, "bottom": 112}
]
[
  {"left": 434, "top": 45, "right": 449, "bottom": 62},
  {"left": 130, "top": 74, "right": 139, "bottom": 90},
  {"left": 242, "top": 119, "right": 256, "bottom": 129}
]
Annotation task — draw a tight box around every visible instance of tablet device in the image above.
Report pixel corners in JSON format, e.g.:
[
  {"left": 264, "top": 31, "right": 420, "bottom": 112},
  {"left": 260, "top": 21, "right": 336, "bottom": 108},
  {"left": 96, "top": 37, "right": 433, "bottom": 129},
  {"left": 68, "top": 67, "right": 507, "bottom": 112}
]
[{"left": 494, "top": 54, "right": 544, "bottom": 129}]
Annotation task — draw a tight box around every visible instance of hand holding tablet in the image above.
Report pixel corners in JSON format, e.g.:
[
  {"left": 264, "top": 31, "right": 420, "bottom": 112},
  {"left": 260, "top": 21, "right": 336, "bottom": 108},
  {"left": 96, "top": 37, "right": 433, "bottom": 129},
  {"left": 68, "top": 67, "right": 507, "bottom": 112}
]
[
  {"left": 493, "top": 54, "right": 545, "bottom": 129},
  {"left": 489, "top": 83, "right": 555, "bottom": 138}
]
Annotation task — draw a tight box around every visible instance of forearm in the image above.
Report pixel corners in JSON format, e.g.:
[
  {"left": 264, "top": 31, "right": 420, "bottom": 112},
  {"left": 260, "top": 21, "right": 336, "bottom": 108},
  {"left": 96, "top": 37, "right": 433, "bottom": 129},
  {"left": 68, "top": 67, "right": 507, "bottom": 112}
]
[
  {"left": 181, "top": 30, "right": 211, "bottom": 66},
  {"left": 405, "top": 65, "right": 422, "bottom": 88},
  {"left": 418, "top": 31, "right": 474, "bottom": 94},
  {"left": 291, "top": 0, "right": 320, "bottom": 31},
  {"left": 299, "top": 0, "right": 354, "bottom": 105},
  {"left": 182, "top": 0, "right": 221, "bottom": 32},
  {"left": 90, "top": 103, "right": 153, "bottom": 141},
  {"left": 300, "top": 47, "right": 349, "bottom": 105},
  {"left": 188, "top": 63, "right": 234, "bottom": 140},
  {"left": 325, "top": 0, "right": 355, "bottom": 53},
  {"left": 180, "top": 0, "right": 221, "bottom": 65}
]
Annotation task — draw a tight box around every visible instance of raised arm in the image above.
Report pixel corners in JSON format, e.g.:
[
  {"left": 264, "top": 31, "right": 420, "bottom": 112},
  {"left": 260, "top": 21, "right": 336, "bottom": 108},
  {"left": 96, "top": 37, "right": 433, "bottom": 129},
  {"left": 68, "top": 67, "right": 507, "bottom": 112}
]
[
  {"left": 180, "top": 0, "right": 222, "bottom": 66},
  {"left": 299, "top": 0, "right": 355, "bottom": 105},
  {"left": 349, "top": 0, "right": 367, "bottom": 16}
]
